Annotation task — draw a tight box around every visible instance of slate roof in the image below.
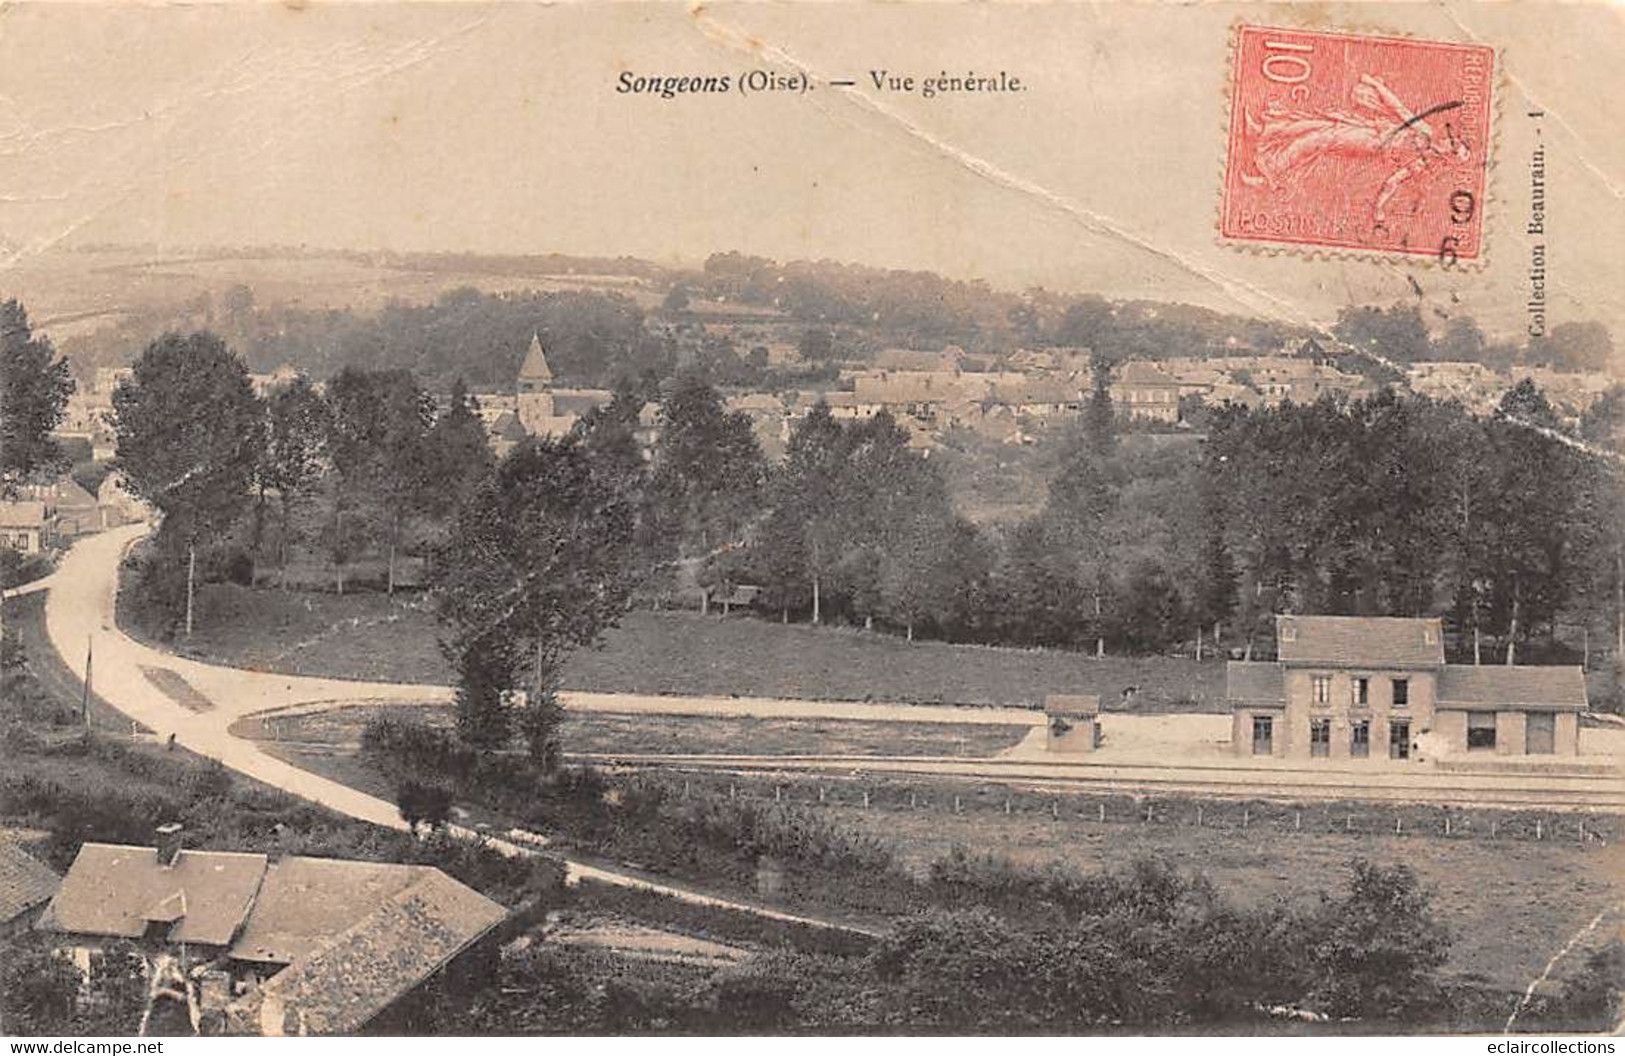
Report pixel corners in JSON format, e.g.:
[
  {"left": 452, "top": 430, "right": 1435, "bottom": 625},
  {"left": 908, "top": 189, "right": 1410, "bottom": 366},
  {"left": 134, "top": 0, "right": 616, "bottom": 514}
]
[
  {"left": 1045, "top": 694, "right": 1101, "bottom": 716},
  {"left": 258, "top": 869, "right": 506, "bottom": 1036},
  {"left": 230, "top": 857, "right": 438, "bottom": 965},
  {"left": 0, "top": 841, "right": 61, "bottom": 925},
  {"left": 1437, "top": 665, "right": 1589, "bottom": 711},
  {"left": 549, "top": 389, "right": 614, "bottom": 417},
  {"left": 1226, "top": 662, "right": 1286, "bottom": 703},
  {"left": 1114, "top": 361, "right": 1181, "bottom": 388},
  {"left": 40, "top": 844, "right": 268, "bottom": 946},
  {"left": 518, "top": 333, "right": 552, "bottom": 382},
  {"left": 1275, "top": 615, "right": 1445, "bottom": 668}
]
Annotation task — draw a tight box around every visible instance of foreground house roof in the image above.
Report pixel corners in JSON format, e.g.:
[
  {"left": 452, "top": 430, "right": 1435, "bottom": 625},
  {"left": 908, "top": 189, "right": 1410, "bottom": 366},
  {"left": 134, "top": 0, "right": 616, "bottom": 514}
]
[
  {"left": 40, "top": 845, "right": 268, "bottom": 946},
  {"left": 1275, "top": 615, "right": 1445, "bottom": 668},
  {"left": 257, "top": 868, "right": 507, "bottom": 1036},
  {"left": 230, "top": 857, "right": 455, "bottom": 965},
  {"left": 0, "top": 841, "right": 61, "bottom": 925},
  {"left": 1438, "top": 665, "right": 1589, "bottom": 710}
]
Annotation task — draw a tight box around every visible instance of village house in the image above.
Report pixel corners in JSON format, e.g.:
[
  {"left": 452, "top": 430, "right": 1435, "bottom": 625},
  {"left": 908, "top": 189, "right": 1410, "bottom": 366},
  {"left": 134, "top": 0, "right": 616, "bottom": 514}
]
[
  {"left": 1110, "top": 361, "right": 1182, "bottom": 422},
  {"left": 16, "top": 478, "right": 99, "bottom": 537},
  {"left": 36, "top": 838, "right": 508, "bottom": 1037},
  {"left": 1228, "top": 615, "right": 1587, "bottom": 762},
  {"left": 0, "top": 836, "right": 61, "bottom": 938},
  {"left": 0, "top": 500, "right": 53, "bottom": 554}
]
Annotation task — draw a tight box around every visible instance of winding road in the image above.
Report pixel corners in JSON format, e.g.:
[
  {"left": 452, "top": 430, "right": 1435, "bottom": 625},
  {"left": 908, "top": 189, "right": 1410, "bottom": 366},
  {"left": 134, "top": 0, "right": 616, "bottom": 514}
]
[{"left": 28, "top": 523, "right": 880, "bottom": 934}]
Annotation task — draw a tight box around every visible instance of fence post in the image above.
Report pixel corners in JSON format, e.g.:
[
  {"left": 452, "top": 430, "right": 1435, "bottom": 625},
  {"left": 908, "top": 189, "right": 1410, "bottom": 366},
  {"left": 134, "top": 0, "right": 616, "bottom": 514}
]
[
  {"left": 1444, "top": 813, "right": 1452, "bottom": 837},
  {"left": 729, "top": 783, "right": 736, "bottom": 800},
  {"left": 1577, "top": 821, "right": 1585, "bottom": 844},
  {"left": 1004, "top": 796, "right": 1011, "bottom": 815},
  {"left": 863, "top": 789, "right": 870, "bottom": 810},
  {"left": 1294, "top": 810, "right": 1301, "bottom": 832},
  {"left": 1345, "top": 814, "right": 1353, "bottom": 832},
  {"left": 1536, "top": 819, "right": 1544, "bottom": 840},
  {"left": 1242, "top": 808, "right": 1250, "bottom": 829},
  {"left": 1098, "top": 802, "right": 1106, "bottom": 823},
  {"left": 910, "top": 791, "right": 918, "bottom": 810},
  {"left": 954, "top": 795, "right": 962, "bottom": 815},
  {"left": 682, "top": 779, "right": 690, "bottom": 799},
  {"left": 774, "top": 786, "right": 782, "bottom": 803},
  {"left": 1144, "top": 803, "right": 1153, "bottom": 825},
  {"left": 1052, "top": 799, "right": 1060, "bottom": 820},
  {"left": 1196, "top": 804, "right": 1204, "bottom": 827},
  {"left": 1395, "top": 816, "right": 1402, "bottom": 835},
  {"left": 1490, "top": 819, "right": 1497, "bottom": 838},
  {"left": 818, "top": 786, "right": 826, "bottom": 804}
]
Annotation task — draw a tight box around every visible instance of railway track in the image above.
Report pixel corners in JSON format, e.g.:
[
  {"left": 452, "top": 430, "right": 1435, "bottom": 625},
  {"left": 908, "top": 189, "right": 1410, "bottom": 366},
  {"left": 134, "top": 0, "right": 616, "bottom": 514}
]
[{"left": 573, "top": 752, "right": 1625, "bottom": 812}]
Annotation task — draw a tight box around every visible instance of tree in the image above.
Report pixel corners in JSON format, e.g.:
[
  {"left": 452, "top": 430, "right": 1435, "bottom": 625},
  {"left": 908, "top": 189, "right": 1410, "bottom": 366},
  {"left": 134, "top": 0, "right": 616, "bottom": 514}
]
[
  {"left": 1529, "top": 321, "right": 1614, "bottom": 373},
  {"left": 646, "top": 374, "right": 764, "bottom": 581},
  {"left": 423, "top": 377, "right": 495, "bottom": 521},
  {"left": 0, "top": 300, "right": 74, "bottom": 644},
  {"left": 1304, "top": 861, "right": 1450, "bottom": 1021},
  {"left": 1332, "top": 303, "right": 1431, "bottom": 365},
  {"left": 325, "top": 368, "right": 436, "bottom": 594},
  {"left": 798, "top": 327, "right": 835, "bottom": 361},
  {"left": 1194, "top": 496, "right": 1238, "bottom": 644},
  {"left": 450, "top": 631, "right": 517, "bottom": 749},
  {"left": 1429, "top": 316, "right": 1486, "bottom": 362},
  {"left": 261, "top": 375, "right": 330, "bottom": 587},
  {"left": 1, "top": 300, "right": 74, "bottom": 495},
  {"left": 111, "top": 332, "right": 262, "bottom": 636},
  {"left": 433, "top": 436, "right": 638, "bottom": 766}
]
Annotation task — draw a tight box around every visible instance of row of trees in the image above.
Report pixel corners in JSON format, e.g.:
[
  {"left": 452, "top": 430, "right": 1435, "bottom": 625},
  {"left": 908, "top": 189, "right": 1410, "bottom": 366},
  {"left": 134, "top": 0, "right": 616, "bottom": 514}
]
[{"left": 110, "top": 332, "right": 497, "bottom": 633}]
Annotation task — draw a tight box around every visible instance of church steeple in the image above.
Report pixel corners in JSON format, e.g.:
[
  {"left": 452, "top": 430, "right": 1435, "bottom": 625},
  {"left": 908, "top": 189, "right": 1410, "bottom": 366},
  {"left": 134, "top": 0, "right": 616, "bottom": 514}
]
[{"left": 518, "top": 332, "right": 553, "bottom": 392}]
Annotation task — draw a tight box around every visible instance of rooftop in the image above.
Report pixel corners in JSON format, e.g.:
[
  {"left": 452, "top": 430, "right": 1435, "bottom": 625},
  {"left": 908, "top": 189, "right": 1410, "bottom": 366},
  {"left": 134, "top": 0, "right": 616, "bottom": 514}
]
[
  {"left": 1276, "top": 615, "right": 1445, "bottom": 668},
  {"left": 257, "top": 869, "right": 507, "bottom": 1036},
  {"left": 1438, "top": 665, "right": 1589, "bottom": 710},
  {"left": 0, "top": 840, "right": 61, "bottom": 925},
  {"left": 1226, "top": 661, "right": 1286, "bottom": 703},
  {"left": 229, "top": 856, "right": 439, "bottom": 965},
  {"left": 41, "top": 844, "right": 268, "bottom": 946},
  {"left": 0, "top": 501, "right": 49, "bottom": 529},
  {"left": 517, "top": 333, "right": 552, "bottom": 382}
]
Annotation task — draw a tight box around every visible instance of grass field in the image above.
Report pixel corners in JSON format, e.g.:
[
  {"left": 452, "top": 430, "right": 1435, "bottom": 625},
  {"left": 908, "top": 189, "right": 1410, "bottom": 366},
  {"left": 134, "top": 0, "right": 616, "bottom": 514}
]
[
  {"left": 816, "top": 801, "right": 1623, "bottom": 995},
  {"left": 258, "top": 727, "right": 1621, "bottom": 998},
  {"left": 240, "top": 704, "right": 1033, "bottom": 758},
  {"left": 142, "top": 580, "right": 1226, "bottom": 710}
]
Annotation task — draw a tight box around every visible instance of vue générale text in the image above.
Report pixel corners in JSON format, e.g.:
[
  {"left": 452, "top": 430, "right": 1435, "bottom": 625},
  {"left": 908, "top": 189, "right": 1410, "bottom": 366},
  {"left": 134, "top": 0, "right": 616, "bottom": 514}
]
[{"left": 615, "top": 69, "right": 1026, "bottom": 99}]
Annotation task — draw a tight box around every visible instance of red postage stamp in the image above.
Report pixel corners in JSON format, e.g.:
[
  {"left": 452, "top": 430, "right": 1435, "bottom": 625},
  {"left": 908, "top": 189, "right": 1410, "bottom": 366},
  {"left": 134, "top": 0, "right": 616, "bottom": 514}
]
[{"left": 1221, "top": 25, "right": 1494, "bottom": 262}]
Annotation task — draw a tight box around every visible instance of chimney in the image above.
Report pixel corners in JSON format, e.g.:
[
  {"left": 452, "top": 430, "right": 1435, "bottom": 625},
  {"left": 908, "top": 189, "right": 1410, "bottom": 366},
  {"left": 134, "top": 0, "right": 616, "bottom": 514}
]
[{"left": 156, "top": 822, "right": 185, "bottom": 866}]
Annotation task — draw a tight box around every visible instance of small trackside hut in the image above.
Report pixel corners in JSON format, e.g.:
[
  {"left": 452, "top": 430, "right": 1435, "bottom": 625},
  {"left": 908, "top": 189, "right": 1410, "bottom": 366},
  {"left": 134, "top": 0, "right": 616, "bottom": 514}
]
[{"left": 1046, "top": 694, "right": 1102, "bottom": 754}]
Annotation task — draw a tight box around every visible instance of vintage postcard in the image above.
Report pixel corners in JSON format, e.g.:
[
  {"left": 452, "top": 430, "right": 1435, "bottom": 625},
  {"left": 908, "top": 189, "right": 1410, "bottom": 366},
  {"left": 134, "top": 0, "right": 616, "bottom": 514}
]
[{"left": 1, "top": 0, "right": 1622, "bottom": 1042}]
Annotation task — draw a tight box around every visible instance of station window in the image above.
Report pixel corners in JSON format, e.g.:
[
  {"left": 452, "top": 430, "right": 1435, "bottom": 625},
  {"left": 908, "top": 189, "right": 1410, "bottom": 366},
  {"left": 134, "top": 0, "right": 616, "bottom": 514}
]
[
  {"left": 1392, "top": 678, "right": 1409, "bottom": 708},
  {"left": 1467, "top": 711, "right": 1497, "bottom": 751},
  {"left": 1309, "top": 719, "right": 1331, "bottom": 758},
  {"left": 1350, "top": 720, "right": 1370, "bottom": 758},
  {"left": 1312, "top": 675, "right": 1332, "bottom": 707},
  {"left": 1351, "top": 677, "right": 1369, "bottom": 708}
]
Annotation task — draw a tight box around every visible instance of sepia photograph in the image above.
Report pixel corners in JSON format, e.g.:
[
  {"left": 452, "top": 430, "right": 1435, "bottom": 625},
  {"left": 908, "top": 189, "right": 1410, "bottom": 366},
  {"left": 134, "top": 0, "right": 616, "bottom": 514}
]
[{"left": 0, "top": 0, "right": 1622, "bottom": 1041}]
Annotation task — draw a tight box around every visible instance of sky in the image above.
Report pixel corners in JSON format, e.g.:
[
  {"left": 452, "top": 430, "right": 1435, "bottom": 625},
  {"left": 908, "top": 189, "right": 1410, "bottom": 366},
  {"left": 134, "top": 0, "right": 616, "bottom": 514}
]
[{"left": 0, "top": 0, "right": 1622, "bottom": 349}]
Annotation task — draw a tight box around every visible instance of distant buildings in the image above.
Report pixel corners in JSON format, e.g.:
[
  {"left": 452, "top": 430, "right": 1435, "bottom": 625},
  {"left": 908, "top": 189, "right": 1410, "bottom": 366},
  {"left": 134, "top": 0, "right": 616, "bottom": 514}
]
[
  {"left": 1228, "top": 615, "right": 1587, "bottom": 761},
  {"left": 1109, "top": 361, "right": 1181, "bottom": 422}
]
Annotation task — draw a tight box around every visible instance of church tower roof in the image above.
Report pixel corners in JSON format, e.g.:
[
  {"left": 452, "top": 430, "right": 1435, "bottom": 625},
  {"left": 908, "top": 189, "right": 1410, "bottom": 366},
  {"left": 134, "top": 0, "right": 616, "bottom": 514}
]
[{"left": 518, "top": 333, "right": 553, "bottom": 384}]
